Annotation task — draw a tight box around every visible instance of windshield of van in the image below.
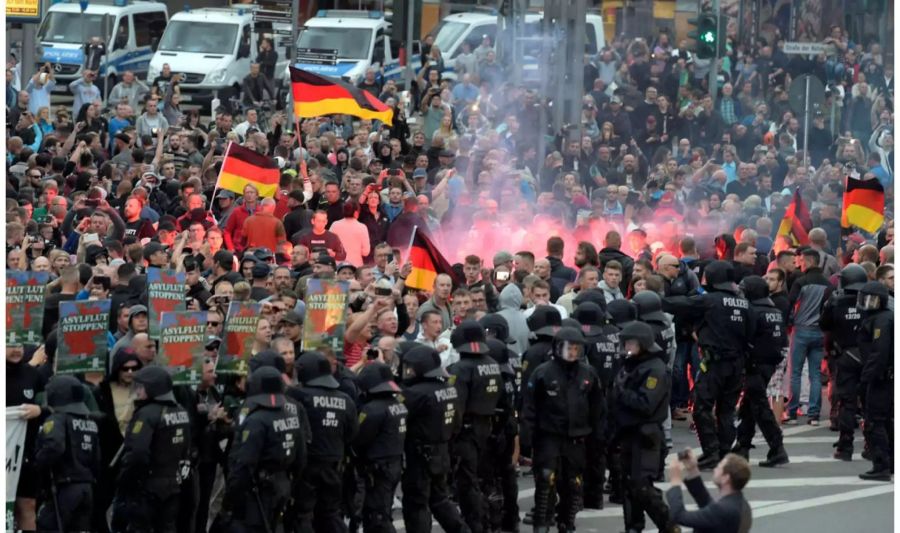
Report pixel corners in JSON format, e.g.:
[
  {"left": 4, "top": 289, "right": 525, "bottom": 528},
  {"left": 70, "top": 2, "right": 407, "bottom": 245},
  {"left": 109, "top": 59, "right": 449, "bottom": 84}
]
[
  {"left": 430, "top": 20, "right": 469, "bottom": 53},
  {"left": 158, "top": 21, "right": 239, "bottom": 54},
  {"left": 38, "top": 12, "right": 112, "bottom": 44},
  {"left": 296, "top": 27, "right": 372, "bottom": 61}
]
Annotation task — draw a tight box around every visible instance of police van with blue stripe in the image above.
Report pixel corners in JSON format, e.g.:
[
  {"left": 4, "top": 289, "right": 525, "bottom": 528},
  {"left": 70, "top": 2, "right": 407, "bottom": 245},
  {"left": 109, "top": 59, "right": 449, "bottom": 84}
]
[
  {"left": 287, "top": 10, "right": 420, "bottom": 88},
  {"left": 36, "top": 0, "right": 167, "bottom": 95}
]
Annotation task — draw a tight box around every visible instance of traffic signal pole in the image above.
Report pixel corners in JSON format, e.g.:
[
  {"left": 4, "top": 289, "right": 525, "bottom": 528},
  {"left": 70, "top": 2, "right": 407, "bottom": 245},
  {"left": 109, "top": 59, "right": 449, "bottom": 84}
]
[{"left": 708, "top": 0, "right": 720, "bottom": 106}]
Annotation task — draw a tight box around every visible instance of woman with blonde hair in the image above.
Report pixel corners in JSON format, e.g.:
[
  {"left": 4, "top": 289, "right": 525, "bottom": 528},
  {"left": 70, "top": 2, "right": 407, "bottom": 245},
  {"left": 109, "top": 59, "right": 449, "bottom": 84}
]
[{"left": 36, "top": 106, "right": 54, "bottom": 135}]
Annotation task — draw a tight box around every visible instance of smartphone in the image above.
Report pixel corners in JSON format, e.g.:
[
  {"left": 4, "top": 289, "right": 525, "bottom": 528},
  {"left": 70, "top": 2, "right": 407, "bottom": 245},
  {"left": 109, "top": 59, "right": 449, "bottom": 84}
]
[
  {"left": 677, "top": 449, "right": 691, "bottom": 461},
  {"left": 42, "top": 216, "right": 54, "bottom": 223},
  {"left": 386, "top": 252, "right": 394, "bottom": 263},
  {"left": 366, "top": 348, "right": 380, "bottom": 361},
  {"left": 495, "top": 270, "right": 510, "bottom": 281}
]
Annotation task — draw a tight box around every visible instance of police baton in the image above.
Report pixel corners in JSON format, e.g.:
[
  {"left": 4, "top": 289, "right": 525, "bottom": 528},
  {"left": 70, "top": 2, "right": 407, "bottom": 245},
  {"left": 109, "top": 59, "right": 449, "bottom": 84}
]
[
  {"left": 49, "top": 472, "right": 66, "bottom": 533},
  {"left": 252, "top": 482, "right": 273, "bottom": 533}
]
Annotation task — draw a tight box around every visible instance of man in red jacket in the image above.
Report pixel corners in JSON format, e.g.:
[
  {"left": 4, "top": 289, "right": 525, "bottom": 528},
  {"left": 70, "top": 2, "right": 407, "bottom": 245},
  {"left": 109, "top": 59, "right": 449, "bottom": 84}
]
[
  {"left": 243, "top": 198, "right": 286, "bottom": 252},
  {"left": 223, "top": 184, "right": 259, "bottom": 253}
]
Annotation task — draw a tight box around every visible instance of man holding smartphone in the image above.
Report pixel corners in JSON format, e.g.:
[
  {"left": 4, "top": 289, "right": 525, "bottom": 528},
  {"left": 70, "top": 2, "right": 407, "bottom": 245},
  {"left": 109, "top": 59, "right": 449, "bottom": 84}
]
[{"left": 666, "top": 450, "right": 753, "bottom": 532}]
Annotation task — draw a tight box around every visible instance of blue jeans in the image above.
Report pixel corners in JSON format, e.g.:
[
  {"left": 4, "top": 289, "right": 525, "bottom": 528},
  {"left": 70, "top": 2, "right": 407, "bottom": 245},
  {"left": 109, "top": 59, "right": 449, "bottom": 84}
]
[
  {"left": 787, "top": 328, "right": 825, "bottom": 418},
  {"left": 671, "top": 339, "right": 699, "bottom": 408}
]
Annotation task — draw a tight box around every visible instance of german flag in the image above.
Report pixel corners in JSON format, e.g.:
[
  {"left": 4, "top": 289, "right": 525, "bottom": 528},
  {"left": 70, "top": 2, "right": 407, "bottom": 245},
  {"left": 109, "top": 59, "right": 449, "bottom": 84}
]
[
  {"left": 216, "top": 142, "right": 280, "bottom": 198},
  {"left": 406, "top": 230, "right": 458, "bottom": 290},
  {"left": 290, "top": 67, "right": 393, "bottom": 126},
  {"left": 776, "top": 188, "right": 812, "bottom": 246},
  {"left": 841, "top": 176, "right": 885, "bottom": 233}
]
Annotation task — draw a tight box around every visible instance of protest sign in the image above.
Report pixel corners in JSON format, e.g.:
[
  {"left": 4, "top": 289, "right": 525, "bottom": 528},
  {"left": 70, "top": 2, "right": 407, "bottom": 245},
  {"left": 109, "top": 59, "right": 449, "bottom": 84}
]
[
  {"left": 56, "top": 299, "right": 111, "bottom": 375},
  {"left": 218, "top": 301, "right": 261, "bottom": 376},
  {"left": 147, "top": 268, "right": 186, "bottom": 339},
  {"left": 6, "top": 271, "right": 49, "bottom": 345},
  {"left": 6, "top": 407, "right": 27, "bottom": 531},
  {"left": 302, "top": 279, "right": 349, "bottom": 354},
  {"left": 158, "top": 311, "right": 207, "bottom": 386}
]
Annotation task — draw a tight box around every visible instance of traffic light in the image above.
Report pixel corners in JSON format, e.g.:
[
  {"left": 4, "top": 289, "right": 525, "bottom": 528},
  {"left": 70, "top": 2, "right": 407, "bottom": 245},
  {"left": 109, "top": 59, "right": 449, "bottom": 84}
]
[{"left": 688, "top": 12, "right": 718, "bottom": 59}]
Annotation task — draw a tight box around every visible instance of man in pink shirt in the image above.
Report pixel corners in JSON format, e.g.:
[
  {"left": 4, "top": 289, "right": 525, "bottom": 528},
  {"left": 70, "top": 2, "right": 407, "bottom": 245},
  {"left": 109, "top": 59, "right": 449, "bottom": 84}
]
[{"left": 329, "top": 200, "right": 371, "bottom": 266}]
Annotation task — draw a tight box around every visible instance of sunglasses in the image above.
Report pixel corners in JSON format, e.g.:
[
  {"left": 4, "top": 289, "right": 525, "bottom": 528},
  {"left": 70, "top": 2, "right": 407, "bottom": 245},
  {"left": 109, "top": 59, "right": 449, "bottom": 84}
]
[
  {"left": 122, "top": 366, "right": 139, "bottom": 373},
  {"left": 207, "top": 321, "right": 221, "bottom": 327}
]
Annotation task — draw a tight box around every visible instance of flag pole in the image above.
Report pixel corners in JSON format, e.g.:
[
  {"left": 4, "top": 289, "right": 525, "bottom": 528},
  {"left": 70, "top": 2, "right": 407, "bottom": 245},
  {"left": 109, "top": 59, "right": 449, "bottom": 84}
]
[
  {"left": 209, "top": 141, "right": 232, "bottom": 210},
  {"left": 405, "top": 225, "right": 418, "bottom": 264}
]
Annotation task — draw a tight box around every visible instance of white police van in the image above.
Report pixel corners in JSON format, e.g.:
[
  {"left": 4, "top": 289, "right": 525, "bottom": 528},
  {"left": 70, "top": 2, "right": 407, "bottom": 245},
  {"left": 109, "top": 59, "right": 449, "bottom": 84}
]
[
  {"left": 430, "top": 11, "right": 605, "bottom": 83},
  {"left": 148, "top": 5, "right": 292, "bottom": 108},
  {"left": 290, "top": 10, "right": 419, "bottom": 86},
  {"left": 36, "top": 0, "right": 167, "bottom": 93}
]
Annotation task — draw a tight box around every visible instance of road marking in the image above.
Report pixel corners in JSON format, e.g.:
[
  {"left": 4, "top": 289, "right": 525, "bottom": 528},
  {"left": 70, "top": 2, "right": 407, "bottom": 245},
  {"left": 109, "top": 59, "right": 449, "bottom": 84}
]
[
  {"left": 573, "top": 500, "right": 788, "bottom": 519},
  {"left": 780, "top": 436, "right": 863, "bottom": 444},
  {"left": 776, "top": 454, "right": 864, "bottom": 463}
]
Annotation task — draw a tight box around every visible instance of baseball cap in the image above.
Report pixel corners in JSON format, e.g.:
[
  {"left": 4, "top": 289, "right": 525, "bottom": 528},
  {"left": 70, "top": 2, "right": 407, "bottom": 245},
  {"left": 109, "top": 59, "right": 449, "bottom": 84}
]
[
  {"left": 337, "top": 262, "right": 357, "bottom": 273},
  {"left": 439, "top": 149, "right": 455, "bottom": 158},
  {"left": 142, "top": 242, "right": 167, "bottom": 261},
  {"left": 610, "top": 95, "right": 622, "bottom": 105},
  {"left": 413, "top": 168, "right": 427, "bottom": 179},
  {"left": 315, "top": 253, "right": 336, "bottom": 269},
  {"left": 280, "top": 311, "right": 303, "bottom": 325},
  {"left": 217, "top": 190, "right": 235, "bottom": 200},
  {"left": 251, "top": 263, "right": 271, "bottom": 279}
]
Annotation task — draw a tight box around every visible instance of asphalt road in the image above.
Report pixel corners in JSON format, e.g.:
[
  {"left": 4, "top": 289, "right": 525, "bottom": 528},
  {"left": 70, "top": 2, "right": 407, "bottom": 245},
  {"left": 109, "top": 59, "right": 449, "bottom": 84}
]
[{"left": 391, "top": 416, "right": 894, "bottom": 532}]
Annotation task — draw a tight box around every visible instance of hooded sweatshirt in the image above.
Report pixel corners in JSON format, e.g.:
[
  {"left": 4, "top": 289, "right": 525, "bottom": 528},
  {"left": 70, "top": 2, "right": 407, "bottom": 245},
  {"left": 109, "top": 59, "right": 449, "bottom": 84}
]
[{"left": 496, "top": 284, "right": 530, "bottom": 355}]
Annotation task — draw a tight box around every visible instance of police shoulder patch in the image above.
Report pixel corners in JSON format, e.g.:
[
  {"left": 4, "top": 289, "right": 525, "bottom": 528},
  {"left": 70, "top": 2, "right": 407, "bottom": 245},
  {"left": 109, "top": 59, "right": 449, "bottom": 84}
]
[
  {"left": 358, "top": 412, "right": 367, "bottom": 425},
  {"left": 448, "top": 375, "right": 457, "bottom": 386},
  {"left": 132, "top": 420, "right": 143, "bottom": 434},
  {"left": 242, "top": 429, "right": 250, "bottom": 443},
  {"left": 42, "top": 420, "right": 54, "bottom": 435},
  {"left": 645, "top": 376, "right": 658, "bottom": 390},
  {"left": 874, "top": 328, "right": 881, "bottom": 339}
]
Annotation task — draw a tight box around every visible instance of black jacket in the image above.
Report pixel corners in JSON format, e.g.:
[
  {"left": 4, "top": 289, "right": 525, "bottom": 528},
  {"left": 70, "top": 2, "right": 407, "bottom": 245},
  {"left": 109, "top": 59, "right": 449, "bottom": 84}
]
[
  {"left": 859, "top": 309, "right": 893, "bottom": 383},
  {"left": 34, "top": 411, "right": 101, "bottom": 484},
  {"left": 353, "top": 393, "right": 408, "bottom": 460},
  {"left": 666, "top": 476, "right": 752, "bottom": 533},
  {"left": 611, "top": 351, "right": 670, "bottom": 430},
  {"left": 286, "top": 385, "right": 357, "bottom": 461},
  {"left": 402, "top": 377, "right": 460, "bottom": 445},
  {"left": 747, "top": 298, "right": 787, "bottom": 365},
  {"left": 663, "top": 287, "right": 754, "bottom": 359},
  {"left": 522, "top": 358, "right": 604, "bottom": 441},
  {"left": 820, "top": 290, "right": 863, "bottom": 358},
  {"left": 597, "top": 247, "right": 635, "bottom": 288}
]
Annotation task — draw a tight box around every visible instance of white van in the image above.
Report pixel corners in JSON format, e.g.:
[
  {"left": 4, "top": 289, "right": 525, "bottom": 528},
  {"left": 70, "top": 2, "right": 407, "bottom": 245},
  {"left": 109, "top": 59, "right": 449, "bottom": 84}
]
[
  {"left": 430, "top": 11, "right": 605, "bottom": 82},
  {"left": 148, "top": 6, "right": 291, "bottom": 108},
  {"left": 36, "top": 0, "right": 167, "bottom": 94},
  {"left": 289, "top": 10, "right": 420, "bottom": 87}
]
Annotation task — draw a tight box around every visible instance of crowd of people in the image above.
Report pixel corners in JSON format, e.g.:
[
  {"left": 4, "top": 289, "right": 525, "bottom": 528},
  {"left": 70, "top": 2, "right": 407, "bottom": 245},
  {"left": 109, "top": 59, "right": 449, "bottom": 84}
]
[{"left": 4, "top": 16, "right": 895, "bottom": 533}]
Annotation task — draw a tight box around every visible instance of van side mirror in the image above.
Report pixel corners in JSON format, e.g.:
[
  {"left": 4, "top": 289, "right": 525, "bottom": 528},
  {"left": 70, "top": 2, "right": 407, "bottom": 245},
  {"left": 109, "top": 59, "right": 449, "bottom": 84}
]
[{"left": 238, "top": 43, "right": 250, "bottom": 59}]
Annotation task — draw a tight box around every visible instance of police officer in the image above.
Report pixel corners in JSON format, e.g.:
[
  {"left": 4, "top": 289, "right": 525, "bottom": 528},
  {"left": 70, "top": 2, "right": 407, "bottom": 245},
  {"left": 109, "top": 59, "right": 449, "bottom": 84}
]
[
  {"left": 663, "top": 260, "right": 753, "bottom": 469},
  {"left": 291, "top": 351, "right": 358, "bottom": 532},
  {"left": 400, "top": 345, "right": 470, "bottom": 533},
  {"left": 483, "top": 338, "right": 521, "bottom": 532},
  {"left": 856, "top": 282, "right": 894, "bottom": 481},
  {"left": 821, "top": 264, "right": 868, "bottom": 460},
  {"left": 604, "top": 299, "right": 640, "bottom": 504},
  {"left": 521, "top": 306, "right": 563, "bottom": 386},
  {"left": 611, "top": 322, "right": 678, "bottom": 533},
  {"left": 733, "top": 276, "right": 790, "bottom": 467},
  {"left": 522, "top": 327, "right": 605, "bottom": 533},
  {"left": 354, "top": 362, "right": 408, "bottom": 532},
  {"left": 632, "top": 290, "right": 676, "bottom": 479},
  {"left": 448, "top": 320, "right": 502, "bottom": 533},
  {"left": 116, "top": 366, "right": 192, "bottom": 533},
  {"left": 225, "top": 367, "right": 306, "bottom": 532},
  {"left": 571, "top": 301, "right": 615, "bottom": 509},
  {"left": 34, "top": 375, "right": 101, "bottom": 533}
]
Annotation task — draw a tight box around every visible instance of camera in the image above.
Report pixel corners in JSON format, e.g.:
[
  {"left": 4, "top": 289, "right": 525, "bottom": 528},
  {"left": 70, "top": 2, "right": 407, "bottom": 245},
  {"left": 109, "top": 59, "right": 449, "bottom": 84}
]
[
  {"left": 151, "top": 127, "right": 159, "bottom": 136},
  {"left": 366, "top": 348, "right": 380, "bottom": 361},
  {"left": 677, "top": 448, "right": 691, "bottom": 461}
]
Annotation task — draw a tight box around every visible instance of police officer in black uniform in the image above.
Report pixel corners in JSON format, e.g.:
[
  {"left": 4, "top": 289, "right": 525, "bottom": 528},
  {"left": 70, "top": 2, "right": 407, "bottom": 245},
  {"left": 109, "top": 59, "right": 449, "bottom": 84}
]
[
  {"left": 291, "top": 351, "right": 358, "bottom": 533},
  {"left": 521, "top": 306, "right": 563, "bottom": 386},
  {"left": 733, "top": 275, "right": 790, "bottom": 467},
  {"left": 522, "top": 327, "right": 605, "bottom": 533},
  {"left": 225, "top": 367, "right": 306, "bottom": 532},
  {"left": 821, "top": 264, "right": 868, "bottom": 460},
  {"left": 604, "top": 299, "right": 640, "bottom": 504},
  {"left": 116, "top": 366, "right": 192, "bottom": 533},
  {"left": 571, "top": 301, "right": 616, "bottom": 509},
  {"left": 663, "top": 260, "right": 753, "bottom": 469},
  {"left": 482, "top": 338, "right": 521, "bottom": 532},
  {"left": 856, "top": 281, "right": 894, "bottom": 481},
  {"left": 34, "top": 375, "right": 101, "bottom": 533},
  {"left": 400, "top": 345, "right": 470, "bottom": 533},
  {"left": 354, "top": 362, "right": 408, "bottom": 532},
  {"left": 449, "top": 320, "right": 502, "bottom": 533},
  {"left": 612, "top": 322, "right": 678, "bottom": 533}
]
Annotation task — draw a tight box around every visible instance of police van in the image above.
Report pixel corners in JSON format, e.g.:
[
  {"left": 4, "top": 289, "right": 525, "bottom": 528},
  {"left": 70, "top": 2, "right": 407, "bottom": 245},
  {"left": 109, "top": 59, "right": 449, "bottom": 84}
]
[
  {"left": 289, "top": 10, "right": 419, "bottom": 87},
  {"left": 36, "top": 0, "right": 167, "bottom": 94},
  {"left": 147, "top": 5, "right": 292, "bottom": 108},
  {"left": 430, "top": 11, "right": 606, "bottom": 83}
]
